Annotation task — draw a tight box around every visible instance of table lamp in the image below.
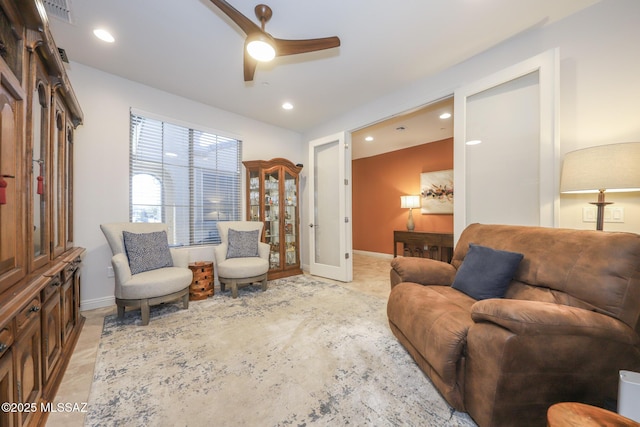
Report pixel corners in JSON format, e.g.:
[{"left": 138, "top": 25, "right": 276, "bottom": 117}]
[
  {"left": 560, "top": 142, "right": 640, "bottom": 231},
  {"left": 400, "top": 195, "right": 421, "bottom": 231}
]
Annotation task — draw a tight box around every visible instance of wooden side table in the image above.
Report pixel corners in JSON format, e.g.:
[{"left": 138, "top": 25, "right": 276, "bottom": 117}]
[
  {"left": 547, "top": 402, "right": 640, "bottom": 427},
  {"left": 188, "top": 261, "right": 214, "bottom": 300}
]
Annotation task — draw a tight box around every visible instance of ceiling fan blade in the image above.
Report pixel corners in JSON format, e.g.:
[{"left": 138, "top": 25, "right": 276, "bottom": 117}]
[
  {"left": 274, "top": 36, "right": 341, "bottom": 57},
  {"left": 243, "top": 49, "right": 258, "bottom": 82},
  {"left": 209, "top": 0, "right": 260, "bottom": 35}
]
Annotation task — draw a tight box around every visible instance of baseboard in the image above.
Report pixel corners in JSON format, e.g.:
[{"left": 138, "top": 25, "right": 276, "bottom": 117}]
[
  {"left": 353, "top": 250, "right": 394, "bottom": 259},
  {"left": 81, "top": 295, "right": 115, "bottom": 312}
]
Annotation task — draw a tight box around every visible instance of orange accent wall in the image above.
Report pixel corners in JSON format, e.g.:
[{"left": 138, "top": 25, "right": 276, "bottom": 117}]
[{"left": 352, "top": 138, "right": 453, "bottom": 255}]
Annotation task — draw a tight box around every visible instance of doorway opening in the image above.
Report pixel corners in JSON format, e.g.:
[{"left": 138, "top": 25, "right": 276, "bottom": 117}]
[{"left": 350, "top": 96, "right": 455, "bottom": 281}]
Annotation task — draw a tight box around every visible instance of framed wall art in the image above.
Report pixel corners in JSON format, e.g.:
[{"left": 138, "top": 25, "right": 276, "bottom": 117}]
[{"left": 420, "top": 169, "right": 454, "bottom": 214}]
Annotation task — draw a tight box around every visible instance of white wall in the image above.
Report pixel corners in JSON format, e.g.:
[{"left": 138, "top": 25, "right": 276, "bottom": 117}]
[
  {"left": 301, "top": 0, "right": 640, "bottom": 267},
  {"left": 68, "top": 63, "right": 303, "bottom": 310}
]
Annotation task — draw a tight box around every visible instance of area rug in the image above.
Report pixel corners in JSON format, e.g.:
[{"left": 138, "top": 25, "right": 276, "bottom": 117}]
[{"left": 85, "top": 275, "right": 476, "bottom": 426}]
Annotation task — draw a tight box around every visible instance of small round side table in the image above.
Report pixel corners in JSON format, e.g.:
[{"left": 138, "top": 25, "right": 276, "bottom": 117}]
[
  {"left": 188, "top": 261, "right": 214, "bottom": 300},
  {"left": 547, "top": 402, "right": 639, "bottom": 427}
]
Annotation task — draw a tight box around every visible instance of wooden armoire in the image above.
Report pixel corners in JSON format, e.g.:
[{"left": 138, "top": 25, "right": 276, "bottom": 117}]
[{"left": 0, "top": 1, "right": 85, "bottom": 426}]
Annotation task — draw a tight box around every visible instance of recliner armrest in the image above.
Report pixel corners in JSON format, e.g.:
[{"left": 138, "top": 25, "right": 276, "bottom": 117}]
[
  {"left": 471, "top": 299, "right": 640, "bottom": 345},
  {"left": 390, "top": 257, "right": 456, "bottom": 288}
]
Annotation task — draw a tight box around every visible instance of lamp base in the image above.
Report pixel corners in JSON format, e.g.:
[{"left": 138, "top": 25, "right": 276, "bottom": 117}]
[
  {"left": 590, "top": 190, "right": 613, "bottom": 231},
  {"left": 406, "top": 208, "right": 415, "bottom": 231}
]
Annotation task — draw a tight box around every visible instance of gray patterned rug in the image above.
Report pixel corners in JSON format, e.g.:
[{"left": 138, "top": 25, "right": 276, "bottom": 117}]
[{"left": 85, "top": 275, "right": 476, "bottom": 426}]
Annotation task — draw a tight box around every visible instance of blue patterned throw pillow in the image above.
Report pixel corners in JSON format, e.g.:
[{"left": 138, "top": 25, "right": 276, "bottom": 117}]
[
  {"left": 452, "top": 243, "right": 524, "bottom": 300},
  {"left": 227, "top": 229, "right": 260, "bottom": 258},
  {"left": 123, "top": 230, "right": 174, "bottom": 275}
]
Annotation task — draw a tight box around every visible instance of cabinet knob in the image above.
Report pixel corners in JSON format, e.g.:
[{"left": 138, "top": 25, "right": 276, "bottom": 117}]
[
  {"left": 29, "top": 305, "right": 41, "bottom": 313},
  {"left": 0, "top": 342, "right": 6, "bottom": 352}
]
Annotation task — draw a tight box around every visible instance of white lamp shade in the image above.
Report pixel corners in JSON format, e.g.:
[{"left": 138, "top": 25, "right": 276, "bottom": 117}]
[
  {"left": 560, "top": 142, "right": 640, "bottom": 194},
  {"left": 401, "top": 195, "right": 421, "bottom": 209}
]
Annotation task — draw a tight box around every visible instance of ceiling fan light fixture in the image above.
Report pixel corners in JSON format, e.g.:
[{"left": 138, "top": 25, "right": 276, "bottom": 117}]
[
  {"left": 93, "top": 28, "right": 115, "bottom": 43},
  {"left": 246, "top": 33, "right": 276, "bottom": 62}
]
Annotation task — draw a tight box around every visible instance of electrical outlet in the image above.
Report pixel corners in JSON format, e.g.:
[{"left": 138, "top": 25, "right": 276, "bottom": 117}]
[{"left": 107, "top": 266, "right": 114, "bottom": 278}]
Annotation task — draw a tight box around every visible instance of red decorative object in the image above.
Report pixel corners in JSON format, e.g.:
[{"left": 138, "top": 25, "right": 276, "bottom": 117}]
[
  {"left": 0, "top": 176, "right": 7, "bottom": 205},
  {"left": 37, "top": 162, "right": 44, "bottom": 195}
]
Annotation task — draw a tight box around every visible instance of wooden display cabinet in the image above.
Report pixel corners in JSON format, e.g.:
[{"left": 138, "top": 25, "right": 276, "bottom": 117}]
[
  {"left": 243, "top": 158, "right": 302, "bottom": 279},
  {"left": 0, "top": 1, "right": 85, "bottom": 426}
]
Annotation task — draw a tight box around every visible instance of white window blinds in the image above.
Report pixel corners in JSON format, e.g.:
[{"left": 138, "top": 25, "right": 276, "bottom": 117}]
[{"left": 129, "top": 111, "right": 242, "bottom": 246}]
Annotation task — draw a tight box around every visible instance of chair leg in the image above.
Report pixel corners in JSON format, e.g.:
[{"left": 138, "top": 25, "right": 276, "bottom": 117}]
[
  {"left": 117, "top": 303, "right": 125, "bottom": 319},
  {"left": 182, "top": 290, "right": 189, "bottom": 309},
  {"left": 220, "top": 282, "right": 226, "bottom": 292},
  {"left": 261, "top": 275, "right": 268, "bottom": 292},
  {"left": 140, "top": 299, "right": 150, "bottom": 326},
  {"left": 231, "top": 281, "right": 238, "bottom": 299}
]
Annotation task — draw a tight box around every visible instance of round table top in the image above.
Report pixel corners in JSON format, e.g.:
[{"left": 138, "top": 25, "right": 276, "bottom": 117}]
[{"left": 547, "top": 402, "right": 640, "bottom": 427}]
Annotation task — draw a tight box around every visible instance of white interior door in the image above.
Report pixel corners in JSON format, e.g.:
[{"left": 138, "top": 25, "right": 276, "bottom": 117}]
[
  {"left": 453, "top": 49, "right": 560, "bottom": 243},
  {"left": 308, "top": 132, "right": 353, "bottom": 282}
]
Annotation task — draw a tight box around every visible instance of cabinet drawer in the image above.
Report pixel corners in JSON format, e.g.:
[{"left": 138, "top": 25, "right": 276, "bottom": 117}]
[
  {"left": 42, "top": 274, "right": 62, "bottom": 301},
  {"left": 63, "top": 256, "right": 81, "bottom": 281},
  {"left": 0, "top": 323, "right": 13, "bottom": 357},
  {"left": 15, "top": 297, "right": 41, "bottom": 335}
]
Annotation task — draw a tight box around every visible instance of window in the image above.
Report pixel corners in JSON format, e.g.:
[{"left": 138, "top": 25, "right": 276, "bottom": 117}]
[{"left": 129, "top": 111, "right": 242, "bottom": 246}]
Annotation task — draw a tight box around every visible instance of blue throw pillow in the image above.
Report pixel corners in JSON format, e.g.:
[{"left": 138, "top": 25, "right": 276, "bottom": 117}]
[
  {"left": 123, "top": 230, "right": 173, "bottom": 275},
  {"left": 227, "top": 229, "right": 260, "bottom": 258},
  {"left": 452, "top": 243, "right": 524, "bottom": 300}
]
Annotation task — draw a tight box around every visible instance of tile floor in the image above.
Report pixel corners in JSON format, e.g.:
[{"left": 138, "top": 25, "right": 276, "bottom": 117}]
[{"left": 46, "top": 253, "right": 393, "bottom": 426}]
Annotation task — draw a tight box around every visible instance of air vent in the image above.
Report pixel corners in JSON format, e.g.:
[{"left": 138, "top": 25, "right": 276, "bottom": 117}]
[
  {"left": 42, "top": 0, "right": 73, "bottom": 23},
  {"left": 58, "top": 48, "right": 69, "bottom": 63}
]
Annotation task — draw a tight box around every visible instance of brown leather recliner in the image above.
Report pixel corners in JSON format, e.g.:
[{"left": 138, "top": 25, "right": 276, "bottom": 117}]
[{"left": 387, "top": 223, "right": 640, "bottom": 427}]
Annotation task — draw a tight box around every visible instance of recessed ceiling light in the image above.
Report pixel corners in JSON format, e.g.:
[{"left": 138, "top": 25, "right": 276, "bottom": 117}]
[
  {"left": 93, "top": 28, "right": 115, "bottom": 43},
  {"left": 365, "top": 136, "right": 374, "bottom": 142},
  {"left": 466, "top": 140, "right": 482, "bottom": 146},
  {"left": 439, "top": 112, "right": 452, "bottom": 119},
  {"left": 282, "top": 102, "right": 293, "bottom": 110}
]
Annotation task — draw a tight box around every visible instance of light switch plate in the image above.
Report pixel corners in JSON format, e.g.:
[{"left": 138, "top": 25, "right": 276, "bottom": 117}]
[{"left": 582, "top": 206, "right": 624, "bottom": 223}]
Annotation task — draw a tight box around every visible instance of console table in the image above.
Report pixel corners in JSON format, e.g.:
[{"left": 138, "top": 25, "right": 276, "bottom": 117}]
[{"left": 393, "top": 231, "right": 454, "bottom": 262}]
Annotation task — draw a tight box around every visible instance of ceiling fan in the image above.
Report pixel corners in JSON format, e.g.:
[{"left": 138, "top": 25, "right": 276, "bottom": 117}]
[{"left": 209, "top": 0, "right": 341, "bottom": 81}]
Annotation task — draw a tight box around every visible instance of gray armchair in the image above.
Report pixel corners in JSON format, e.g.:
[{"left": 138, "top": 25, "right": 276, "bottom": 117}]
[
  {"left": 214, "top": 221, "right": 269, "bottom": 298},
  {"left": 100, "top": 222, "right": 192, "bottom": 325}
]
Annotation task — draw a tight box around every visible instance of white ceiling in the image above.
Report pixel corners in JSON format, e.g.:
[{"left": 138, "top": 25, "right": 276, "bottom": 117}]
[{"left": 47, "top": 0, "right": 598, "bottom": 156}]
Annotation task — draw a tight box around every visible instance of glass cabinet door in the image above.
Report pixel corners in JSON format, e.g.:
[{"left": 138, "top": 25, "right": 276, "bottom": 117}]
[
  {"left": 31, "top": 80, "right": 49, "bottom": 268},
  {"left": 51, "top": 110, "right": 62, "bottom": 258},
  {"left": 65, "top": 124, "right": 74, "bottom": 248},
  {"left": 264, "top": 169, "right": 280, "bottom": 270},
  {"left": 51, "top": 98, "right": 68, "bottom": 259},
  {"left": 284, "top": 171, "right": 297, "bottom": 266},
  {"left": 248, "top": 170, "right": 260, "bottom": 221},
  {"left": 0, "top": 71, "right": 26, "bottom": 293}
]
